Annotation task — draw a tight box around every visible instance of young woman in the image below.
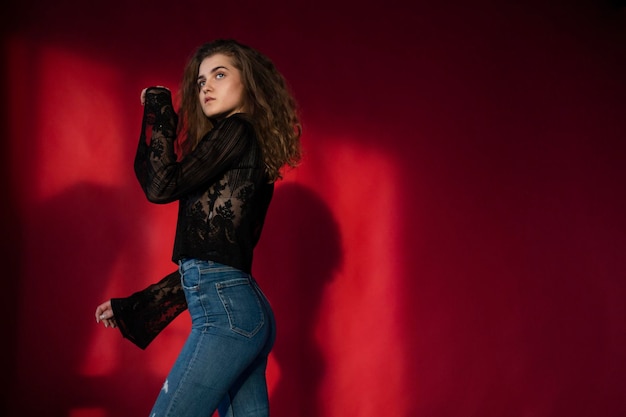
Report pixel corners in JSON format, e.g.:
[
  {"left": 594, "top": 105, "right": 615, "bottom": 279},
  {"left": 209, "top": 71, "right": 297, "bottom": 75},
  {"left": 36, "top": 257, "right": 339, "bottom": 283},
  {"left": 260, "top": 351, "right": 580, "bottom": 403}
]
[{"left": 94, "top": 39, "right": 302, "bottom": 417}]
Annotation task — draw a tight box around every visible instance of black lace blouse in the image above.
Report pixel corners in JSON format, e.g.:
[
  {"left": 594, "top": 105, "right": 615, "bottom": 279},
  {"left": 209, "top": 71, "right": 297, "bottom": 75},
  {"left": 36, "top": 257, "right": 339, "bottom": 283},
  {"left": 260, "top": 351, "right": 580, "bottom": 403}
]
[{"left": 111, "top": 87, "right": 274, "bottom": 349}]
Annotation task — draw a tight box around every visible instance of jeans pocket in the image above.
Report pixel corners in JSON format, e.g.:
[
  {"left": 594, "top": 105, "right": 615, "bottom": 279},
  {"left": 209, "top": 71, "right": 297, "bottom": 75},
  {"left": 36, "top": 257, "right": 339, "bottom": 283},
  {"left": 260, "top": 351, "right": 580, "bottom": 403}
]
[
  {"left": 216, "top": 278, "right": 264, "bottom": 338},
  {"left": 181, "top": 265, "right": 200, "bottom": 291}
]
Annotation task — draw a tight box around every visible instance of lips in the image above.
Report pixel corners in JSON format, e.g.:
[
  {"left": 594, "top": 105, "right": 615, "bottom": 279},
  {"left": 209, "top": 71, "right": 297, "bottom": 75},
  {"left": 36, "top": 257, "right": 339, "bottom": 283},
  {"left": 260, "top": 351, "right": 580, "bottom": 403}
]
[{"left": 204, "top": 97, "right": 215, "bottom": 104}]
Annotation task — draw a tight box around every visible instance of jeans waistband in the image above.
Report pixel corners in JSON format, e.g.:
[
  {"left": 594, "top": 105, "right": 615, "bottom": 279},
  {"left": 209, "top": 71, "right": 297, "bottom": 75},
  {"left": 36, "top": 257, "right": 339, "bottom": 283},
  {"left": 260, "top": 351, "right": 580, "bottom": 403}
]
[{"left": 178, "top": 258, "right": 243, "bottom": 275}]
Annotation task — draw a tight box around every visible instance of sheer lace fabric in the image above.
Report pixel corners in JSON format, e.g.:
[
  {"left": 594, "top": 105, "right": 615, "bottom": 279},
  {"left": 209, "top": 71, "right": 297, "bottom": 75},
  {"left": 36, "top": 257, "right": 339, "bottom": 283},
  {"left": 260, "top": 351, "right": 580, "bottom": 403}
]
[
  {"left": 112, "top": 87, "right": 273, "bottom": 349},
  {"left": 111, "top": 271, "right": 186, "bottom": 349}
]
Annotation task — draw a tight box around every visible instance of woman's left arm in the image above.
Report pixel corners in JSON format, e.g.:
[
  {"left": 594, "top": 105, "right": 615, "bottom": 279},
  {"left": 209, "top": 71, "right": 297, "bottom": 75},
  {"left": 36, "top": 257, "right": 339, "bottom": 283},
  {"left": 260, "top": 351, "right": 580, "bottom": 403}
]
[{"left": 134, "top": 88, "right": 253, "bottom": 203}]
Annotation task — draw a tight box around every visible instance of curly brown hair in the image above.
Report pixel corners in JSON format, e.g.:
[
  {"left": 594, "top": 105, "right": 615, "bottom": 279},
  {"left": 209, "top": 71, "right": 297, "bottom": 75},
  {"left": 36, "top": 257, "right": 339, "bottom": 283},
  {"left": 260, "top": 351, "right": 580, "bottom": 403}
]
[{"left": 177, "top": 39, "right": 302, "bottom": 182}]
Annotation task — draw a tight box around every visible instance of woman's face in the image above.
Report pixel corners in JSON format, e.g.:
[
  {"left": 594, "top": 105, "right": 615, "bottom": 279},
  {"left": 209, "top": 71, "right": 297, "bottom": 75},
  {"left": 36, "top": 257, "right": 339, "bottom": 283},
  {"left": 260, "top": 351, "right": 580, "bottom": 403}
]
[{"left": 197, "top": 53, "right": 247, "bottom": 120}]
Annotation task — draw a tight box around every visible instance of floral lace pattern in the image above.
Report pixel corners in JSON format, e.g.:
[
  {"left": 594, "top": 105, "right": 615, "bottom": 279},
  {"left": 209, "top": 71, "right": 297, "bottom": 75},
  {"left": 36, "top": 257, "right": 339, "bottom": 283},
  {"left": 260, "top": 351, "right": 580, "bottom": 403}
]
[
  {"left": 112, "top": 87, "right": 273, "bottom": 349},
  {"left": 111, "top": 271, "right": 186, "bottom": 349}
]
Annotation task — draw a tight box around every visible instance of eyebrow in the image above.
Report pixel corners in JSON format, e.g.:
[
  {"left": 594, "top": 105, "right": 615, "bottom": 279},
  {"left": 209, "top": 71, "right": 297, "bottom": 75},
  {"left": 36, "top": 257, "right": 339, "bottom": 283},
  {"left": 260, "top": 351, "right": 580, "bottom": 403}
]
[
  {"left": 197, "top": 65, "right": 229, "bottom": 81},
  {"left": 210, "top": 65, "right": 228, "bottom": 73}
]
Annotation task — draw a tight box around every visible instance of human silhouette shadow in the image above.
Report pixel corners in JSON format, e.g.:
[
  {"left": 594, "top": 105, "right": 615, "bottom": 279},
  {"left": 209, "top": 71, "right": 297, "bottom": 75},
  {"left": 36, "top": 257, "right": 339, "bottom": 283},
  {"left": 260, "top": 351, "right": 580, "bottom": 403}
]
[
  {"left": 10, "top": 180, "right": 341, "bottom": 417},
  {"left": 9, "top": 182, "right": 165, "bottom": 417},
  {"left": 253, "top": 182, "right": 343, "bottom": 417}
]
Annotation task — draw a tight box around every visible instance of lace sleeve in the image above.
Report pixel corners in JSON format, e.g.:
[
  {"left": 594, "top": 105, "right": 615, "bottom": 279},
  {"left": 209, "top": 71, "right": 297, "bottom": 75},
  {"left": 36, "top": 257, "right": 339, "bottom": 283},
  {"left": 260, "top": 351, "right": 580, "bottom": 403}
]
[
  {"left": 110, "top": 270, "right": 187, "bottom": 349},
  {"left": 134, "top": 87, "right": 254, "bottom": 204}
]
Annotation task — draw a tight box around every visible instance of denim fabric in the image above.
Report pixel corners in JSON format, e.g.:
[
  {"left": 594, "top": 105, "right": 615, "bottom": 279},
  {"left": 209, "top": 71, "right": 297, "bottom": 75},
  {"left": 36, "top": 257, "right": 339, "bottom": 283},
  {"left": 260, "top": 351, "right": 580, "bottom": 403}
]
[{"left": 149, "top": 258, "right": 276, "bottom": 417}]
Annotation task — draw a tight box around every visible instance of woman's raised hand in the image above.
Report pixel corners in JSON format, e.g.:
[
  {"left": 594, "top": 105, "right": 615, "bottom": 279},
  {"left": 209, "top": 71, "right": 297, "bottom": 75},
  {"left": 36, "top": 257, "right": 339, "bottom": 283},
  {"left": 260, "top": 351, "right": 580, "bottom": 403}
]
[{"left": 141, "top": 86, "right": 169, "bottom": 106}]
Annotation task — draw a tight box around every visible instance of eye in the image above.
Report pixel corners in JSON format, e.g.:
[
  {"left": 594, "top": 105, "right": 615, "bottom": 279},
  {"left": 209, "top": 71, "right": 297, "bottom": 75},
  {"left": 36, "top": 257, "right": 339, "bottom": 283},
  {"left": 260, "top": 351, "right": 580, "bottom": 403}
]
[
  {"left": 197, "top": 80, "right": 205, "bottom": 90},
  {"left": 216, "top": 73, "right": 225, "bottom": 79}
]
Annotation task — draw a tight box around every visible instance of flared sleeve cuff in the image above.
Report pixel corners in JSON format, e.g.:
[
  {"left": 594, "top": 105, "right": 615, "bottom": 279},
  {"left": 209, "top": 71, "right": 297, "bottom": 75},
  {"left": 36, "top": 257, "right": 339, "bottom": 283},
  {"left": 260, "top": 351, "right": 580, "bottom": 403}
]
[{"left": 111, "top": 270, "right": 188, "bottom": 349}]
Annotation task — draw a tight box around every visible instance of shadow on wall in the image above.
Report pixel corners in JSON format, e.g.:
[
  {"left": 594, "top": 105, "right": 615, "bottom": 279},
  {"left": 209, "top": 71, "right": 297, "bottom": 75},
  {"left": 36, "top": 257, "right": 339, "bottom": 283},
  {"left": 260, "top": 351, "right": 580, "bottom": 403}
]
[
  {"left": 10, "top": 182, "right": 169, "bottom": 417},
  {"left": 9, "top": 181, "right": 341, "bottom": 417},
  {"left": 254, "top": 182, "right": 343, "bottom": 417}
]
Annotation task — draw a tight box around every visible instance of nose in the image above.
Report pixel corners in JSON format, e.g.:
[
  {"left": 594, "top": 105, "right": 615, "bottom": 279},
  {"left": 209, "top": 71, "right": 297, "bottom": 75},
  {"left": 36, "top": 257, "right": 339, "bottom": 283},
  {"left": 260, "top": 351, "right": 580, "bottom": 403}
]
[{"left": 202, "top": 81, "right": 212, "bottom": 93}]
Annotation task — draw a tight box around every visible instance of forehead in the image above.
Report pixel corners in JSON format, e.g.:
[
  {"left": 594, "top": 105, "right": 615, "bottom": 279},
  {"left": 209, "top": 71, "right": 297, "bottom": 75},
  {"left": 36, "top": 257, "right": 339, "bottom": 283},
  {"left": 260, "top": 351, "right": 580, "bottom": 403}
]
[{"left": 198, "top": 53, "right": 236, "bottom": 74}]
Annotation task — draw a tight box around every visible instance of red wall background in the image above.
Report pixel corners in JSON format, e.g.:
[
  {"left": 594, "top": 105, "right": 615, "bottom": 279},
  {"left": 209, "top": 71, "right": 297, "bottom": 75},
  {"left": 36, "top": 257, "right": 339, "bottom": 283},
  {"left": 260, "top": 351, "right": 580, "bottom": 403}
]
[{"left": 2, "top": 1, "right": 625, "bottom": 416}]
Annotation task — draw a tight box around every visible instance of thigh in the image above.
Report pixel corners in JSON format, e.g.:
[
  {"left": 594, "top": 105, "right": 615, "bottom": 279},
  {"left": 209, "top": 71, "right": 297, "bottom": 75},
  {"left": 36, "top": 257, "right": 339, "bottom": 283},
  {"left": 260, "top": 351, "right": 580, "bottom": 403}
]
[
  {"left": 149, "top": 326, "right": 271, "bottom": 417},
  {"left": 218, "top": 355, "right": 271, "bottom": 417}
]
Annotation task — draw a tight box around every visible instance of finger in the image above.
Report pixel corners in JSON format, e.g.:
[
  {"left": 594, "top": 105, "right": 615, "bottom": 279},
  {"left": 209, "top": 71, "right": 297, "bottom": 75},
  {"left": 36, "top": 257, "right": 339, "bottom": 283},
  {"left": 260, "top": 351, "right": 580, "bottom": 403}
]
[
  {"left": 99, "top": 311, "right": 112, "bottom": 321},
  {"left": 97, "top": 309, "right": 113, "bottom": 324},
  {"left": 95, "top": 308, "right": 104, "bottom": 323}
]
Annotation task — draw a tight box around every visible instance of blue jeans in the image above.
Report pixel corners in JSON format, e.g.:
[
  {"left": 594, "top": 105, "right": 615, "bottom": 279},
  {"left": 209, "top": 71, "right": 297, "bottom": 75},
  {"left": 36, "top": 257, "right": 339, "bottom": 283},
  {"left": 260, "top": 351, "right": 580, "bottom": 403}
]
[{"left": 149, "top": 259, "right": 276, "bottom": 417}]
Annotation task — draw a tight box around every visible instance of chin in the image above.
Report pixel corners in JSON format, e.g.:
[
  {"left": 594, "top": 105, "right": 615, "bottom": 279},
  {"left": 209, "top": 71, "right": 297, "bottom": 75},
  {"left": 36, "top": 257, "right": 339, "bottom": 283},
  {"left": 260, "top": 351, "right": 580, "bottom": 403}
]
[{"left": 203, "top": 112, "right": 221, "bottom": 120}]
